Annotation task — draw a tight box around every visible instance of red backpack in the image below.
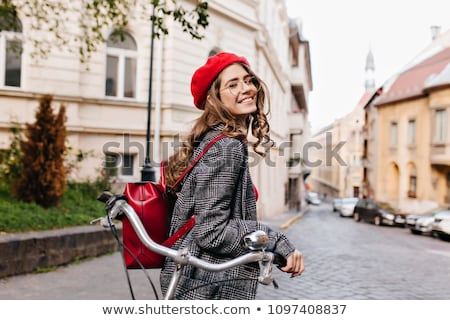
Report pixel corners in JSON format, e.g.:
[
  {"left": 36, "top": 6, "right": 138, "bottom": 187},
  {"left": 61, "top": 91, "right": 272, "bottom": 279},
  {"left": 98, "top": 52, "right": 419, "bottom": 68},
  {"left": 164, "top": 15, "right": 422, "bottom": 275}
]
[{"left": 121, "top": 134, "right": 226, "bottom": 269}]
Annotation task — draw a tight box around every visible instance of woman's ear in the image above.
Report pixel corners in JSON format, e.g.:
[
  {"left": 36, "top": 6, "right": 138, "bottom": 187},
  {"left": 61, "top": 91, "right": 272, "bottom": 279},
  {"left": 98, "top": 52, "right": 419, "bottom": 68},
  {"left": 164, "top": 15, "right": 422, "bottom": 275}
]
[{"left": 206, "top": 94, "right": 213, "bottom": 105}]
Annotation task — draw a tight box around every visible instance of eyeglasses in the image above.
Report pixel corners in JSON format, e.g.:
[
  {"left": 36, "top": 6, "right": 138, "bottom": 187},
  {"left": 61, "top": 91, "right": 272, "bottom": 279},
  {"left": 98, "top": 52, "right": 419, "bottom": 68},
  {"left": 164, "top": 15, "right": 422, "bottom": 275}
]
[{"left": 220, "top": 76, "right": 260, "bottom": 96}]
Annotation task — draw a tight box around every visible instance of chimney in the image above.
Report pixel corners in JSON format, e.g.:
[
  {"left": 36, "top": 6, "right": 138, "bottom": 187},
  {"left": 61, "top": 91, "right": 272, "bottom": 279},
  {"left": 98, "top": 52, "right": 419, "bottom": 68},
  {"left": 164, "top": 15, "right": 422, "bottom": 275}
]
[{"left": 430, "top": 25, "right": 441, "bottom": 41}]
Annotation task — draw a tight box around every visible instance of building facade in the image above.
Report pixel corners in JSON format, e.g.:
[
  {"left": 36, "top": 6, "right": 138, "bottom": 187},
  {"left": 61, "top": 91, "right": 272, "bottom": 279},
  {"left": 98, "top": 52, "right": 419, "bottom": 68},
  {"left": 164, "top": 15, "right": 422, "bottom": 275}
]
[
  {"left": 363, "top": 28, "right": 450, "bottom": 213},
  {"left": 308, "top": 98, "right": 365, "bottom": 200},
  {"left": 0, "top": 0, "right": 313, "bottom": 219},
  {"left": 306, "top": 50, "right": 373, "bottom": 199}
]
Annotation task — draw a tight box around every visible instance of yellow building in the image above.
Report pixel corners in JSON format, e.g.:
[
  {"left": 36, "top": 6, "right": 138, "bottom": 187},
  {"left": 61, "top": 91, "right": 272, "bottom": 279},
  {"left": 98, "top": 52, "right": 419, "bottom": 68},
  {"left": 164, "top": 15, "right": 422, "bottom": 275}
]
[{"left": 369, "top": 44, "right": 450, "bottom": 213}]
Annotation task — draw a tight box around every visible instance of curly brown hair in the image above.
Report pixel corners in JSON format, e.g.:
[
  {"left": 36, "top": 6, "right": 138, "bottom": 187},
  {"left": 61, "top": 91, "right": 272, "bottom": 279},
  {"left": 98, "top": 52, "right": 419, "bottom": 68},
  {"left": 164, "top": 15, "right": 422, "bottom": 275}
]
[{"left": 165, "top": 63, "right": 272, "bottom": 189}]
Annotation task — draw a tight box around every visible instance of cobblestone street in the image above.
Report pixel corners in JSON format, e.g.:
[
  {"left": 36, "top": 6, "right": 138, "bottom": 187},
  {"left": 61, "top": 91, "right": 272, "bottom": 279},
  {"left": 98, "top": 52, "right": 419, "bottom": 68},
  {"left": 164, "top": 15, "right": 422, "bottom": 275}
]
[
  {"left": 257, "top": 203, "right": 450, "bottom": 299},
  {"left": 1, "top": 202, "right": 450, "bottom": 300}
]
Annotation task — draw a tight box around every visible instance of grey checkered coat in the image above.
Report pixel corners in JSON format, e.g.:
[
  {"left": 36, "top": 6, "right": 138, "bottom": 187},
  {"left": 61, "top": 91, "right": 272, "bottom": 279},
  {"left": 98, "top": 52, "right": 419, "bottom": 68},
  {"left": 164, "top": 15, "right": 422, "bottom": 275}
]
[{"left": 160, "top": 127, "right": 296, "bottom": 300}]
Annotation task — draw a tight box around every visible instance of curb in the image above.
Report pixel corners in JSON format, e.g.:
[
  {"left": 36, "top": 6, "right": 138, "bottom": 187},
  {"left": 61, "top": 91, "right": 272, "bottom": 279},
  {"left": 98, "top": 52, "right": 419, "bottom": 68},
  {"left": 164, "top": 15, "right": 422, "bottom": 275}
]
[
  {"left": 0, "top": 225, "right": 120, "bottom": 279},
  {"left": 279, "top": 205, "right": 310, "bottom": 230}
]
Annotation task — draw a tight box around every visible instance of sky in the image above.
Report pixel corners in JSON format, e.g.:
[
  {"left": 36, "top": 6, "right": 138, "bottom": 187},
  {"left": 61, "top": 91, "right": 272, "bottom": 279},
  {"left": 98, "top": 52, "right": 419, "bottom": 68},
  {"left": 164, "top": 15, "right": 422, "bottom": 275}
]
[{"left": 285, "top": 0, "right": 450, "bottom": 134}]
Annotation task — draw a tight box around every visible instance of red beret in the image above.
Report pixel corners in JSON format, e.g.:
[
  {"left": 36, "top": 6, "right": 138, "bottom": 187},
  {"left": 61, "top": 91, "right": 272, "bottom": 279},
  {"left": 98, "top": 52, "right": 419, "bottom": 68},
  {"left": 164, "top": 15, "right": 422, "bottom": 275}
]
[{"left": 190, "top": 52, "right": 250, "bottom": 110}]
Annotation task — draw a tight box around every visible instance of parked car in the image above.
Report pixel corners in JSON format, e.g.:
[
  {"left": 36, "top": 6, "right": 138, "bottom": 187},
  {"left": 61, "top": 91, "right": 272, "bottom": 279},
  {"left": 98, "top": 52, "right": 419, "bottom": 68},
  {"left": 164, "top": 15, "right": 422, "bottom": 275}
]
[
  {"left": 406, "top": 207, "right": 449, "bottom": 235},
  {"left": 305, "top": 191, "right": 321, "bottom": 205},
  {"left": 412, "top": 216, "right": 436, "bottom": 236},
  {"left": 332, "top": 198, "right": 342, "bottom": 212},
  {"left": 338, "top": 197, "right": 359, "bottom": 217},
  {"left": 431, "top": 210, "right": 450, "bottom": 241},
  {"left": 353, "top": 199, "right": 407, "bottom": 227}
]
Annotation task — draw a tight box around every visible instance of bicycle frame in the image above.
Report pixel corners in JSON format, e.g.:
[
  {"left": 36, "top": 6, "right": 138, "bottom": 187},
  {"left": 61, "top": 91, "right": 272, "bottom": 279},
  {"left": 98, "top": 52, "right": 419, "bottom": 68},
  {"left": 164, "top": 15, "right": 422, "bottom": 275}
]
[{"left": 94, "top": 193, "right": 281, "bottom": 300}]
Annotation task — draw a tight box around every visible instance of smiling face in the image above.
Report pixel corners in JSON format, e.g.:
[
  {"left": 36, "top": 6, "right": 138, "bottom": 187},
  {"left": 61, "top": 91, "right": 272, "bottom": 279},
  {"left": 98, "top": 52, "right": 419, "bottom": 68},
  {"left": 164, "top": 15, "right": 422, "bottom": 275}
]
[{"left": 217, "top": 64, "right": 259, "bottom": 117}]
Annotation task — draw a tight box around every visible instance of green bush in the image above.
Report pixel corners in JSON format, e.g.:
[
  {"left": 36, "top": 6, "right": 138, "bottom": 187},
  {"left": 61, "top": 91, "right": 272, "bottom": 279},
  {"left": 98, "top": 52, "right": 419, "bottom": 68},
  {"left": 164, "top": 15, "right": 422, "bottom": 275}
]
[
  {"left": 0, "top": 96, "right": 113, "bottom": 233},
  {"left": 0, "top": 181, "right": 107, "bottom": 233},
  {"left": 0, "top": 121, "right": 23, "bottom": 187}
]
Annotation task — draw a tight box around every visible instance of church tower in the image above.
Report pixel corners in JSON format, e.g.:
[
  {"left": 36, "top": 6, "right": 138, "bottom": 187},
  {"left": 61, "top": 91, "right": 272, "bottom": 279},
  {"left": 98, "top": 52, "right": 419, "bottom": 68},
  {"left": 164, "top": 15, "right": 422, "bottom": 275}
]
[{"left": 364, "top": 49, "right": 375, "bottom": 92}]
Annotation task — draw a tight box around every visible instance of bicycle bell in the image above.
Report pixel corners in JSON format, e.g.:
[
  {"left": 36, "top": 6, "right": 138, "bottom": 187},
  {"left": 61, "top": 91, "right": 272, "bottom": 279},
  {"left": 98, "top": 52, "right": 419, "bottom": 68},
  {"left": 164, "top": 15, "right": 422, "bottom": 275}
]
[{"left": 243, "top": 230, "right": 269, "bottom": 250}]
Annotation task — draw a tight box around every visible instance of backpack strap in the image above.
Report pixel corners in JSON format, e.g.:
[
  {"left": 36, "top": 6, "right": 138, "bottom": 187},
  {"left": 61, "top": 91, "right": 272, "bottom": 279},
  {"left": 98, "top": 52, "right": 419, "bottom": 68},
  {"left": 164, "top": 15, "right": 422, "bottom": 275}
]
[
  {"left": 160, "top": 134, "right": 227, "bottom": 191},
  {"left": 169, "top": 133, "right": 227, "bottom": 190},
  {"left": 162, "top": 215, "right": 196, "bottom": 248},
  {"left": 161, "top": 133, "right": 227, "bottom": 246}
]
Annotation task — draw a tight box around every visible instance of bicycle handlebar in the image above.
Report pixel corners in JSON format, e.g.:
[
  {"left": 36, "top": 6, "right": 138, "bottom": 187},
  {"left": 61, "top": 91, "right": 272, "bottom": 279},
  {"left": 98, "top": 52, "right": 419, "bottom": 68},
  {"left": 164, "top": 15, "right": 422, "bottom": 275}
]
[
  {"left": 113, "top": 199, "right": 273, "bottom": 270},
  {"left": 93, "top": 192, "right": 285, "bottom": 289}
]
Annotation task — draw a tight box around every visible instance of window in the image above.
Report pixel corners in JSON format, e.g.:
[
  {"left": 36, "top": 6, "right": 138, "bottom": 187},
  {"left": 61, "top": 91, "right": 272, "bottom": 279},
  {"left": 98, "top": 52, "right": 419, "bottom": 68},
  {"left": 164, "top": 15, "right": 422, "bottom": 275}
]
[
  {"left": 104, "top": 153, "right": 135, "bottom": 178},
  {"left": 0, "top": 16, "right": 22, "bottom": 88},
  {"left": 105, "top": 32, "right": 137, "bottom": 99},
  {"left": 121, "top": 154, "right": 134, "bottom": 176},
  {"left": 407, "top": 119, "right": 416, "bottom": 146},
  {"left": 408, "top": 165, "right": 417, "bottom": 198},
  {"left": 408, "top": 175, "right": 417, "bottom": 198},
  {"left": 390, "top": 121, "right": 398, "bottom": 147},
  {"left": 434, "top": 109, "right": 447, "bottom": 144}
]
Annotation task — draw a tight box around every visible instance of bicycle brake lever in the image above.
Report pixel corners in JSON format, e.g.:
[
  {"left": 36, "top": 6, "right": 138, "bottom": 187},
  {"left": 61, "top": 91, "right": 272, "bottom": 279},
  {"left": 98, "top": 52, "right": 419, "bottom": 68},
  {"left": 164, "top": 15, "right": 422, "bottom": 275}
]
[
  {"left": 258, "top": 252, "right": 277, "bottom": 286},
  {"left": 90, "top": 217, "right": 103, "bottom": 225},
  {"left": 257, "top": 253, "right": 285, "bottom": 288},
  {"left": 89, "top": 217, "right": 111, "bottom": 228}
]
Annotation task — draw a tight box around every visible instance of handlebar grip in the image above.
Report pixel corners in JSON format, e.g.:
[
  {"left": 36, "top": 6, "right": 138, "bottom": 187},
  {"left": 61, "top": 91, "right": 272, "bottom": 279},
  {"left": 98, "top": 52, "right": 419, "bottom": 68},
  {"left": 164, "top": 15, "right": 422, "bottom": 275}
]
[{"left": 273, "top": 253, "right": 287, "bottom": 267}]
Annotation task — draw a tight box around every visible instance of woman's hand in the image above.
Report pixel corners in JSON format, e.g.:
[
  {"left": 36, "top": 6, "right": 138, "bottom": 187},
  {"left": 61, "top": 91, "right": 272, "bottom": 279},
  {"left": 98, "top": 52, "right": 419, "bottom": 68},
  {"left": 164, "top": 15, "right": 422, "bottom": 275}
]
[{"left": 280, "top": 250, "right": 304, "bottom": 277}]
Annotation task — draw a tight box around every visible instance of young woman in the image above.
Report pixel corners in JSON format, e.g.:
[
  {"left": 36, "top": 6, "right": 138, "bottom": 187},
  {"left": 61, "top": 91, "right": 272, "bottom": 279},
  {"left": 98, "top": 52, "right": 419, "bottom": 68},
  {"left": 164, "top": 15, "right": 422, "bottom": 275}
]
[{"left": 160, "top": 52, "right": 304, "bottom": 299}]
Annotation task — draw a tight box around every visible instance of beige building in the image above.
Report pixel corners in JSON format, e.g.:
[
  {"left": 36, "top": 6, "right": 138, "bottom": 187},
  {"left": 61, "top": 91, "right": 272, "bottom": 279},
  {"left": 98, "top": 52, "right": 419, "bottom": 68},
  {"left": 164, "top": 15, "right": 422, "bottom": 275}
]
[
  {"left": 363, "top": 28, "right": 450, "bottom": 213},
  {"left": 308, "top": 95, "right": 366, "bottom": 199},
  {"left": 0, "top": 0, "right": 312, "bottom": 218},
  {"left": 307, "top": 123, "right": 337, "bottom": 198},
  {"left": 307, "top": 50, "right": 374, "bottom": 199}
]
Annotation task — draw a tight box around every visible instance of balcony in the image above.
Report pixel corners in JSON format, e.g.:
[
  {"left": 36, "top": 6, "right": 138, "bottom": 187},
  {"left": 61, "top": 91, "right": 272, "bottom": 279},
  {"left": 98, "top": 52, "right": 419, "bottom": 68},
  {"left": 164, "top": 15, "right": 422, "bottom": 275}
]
[
  {"left": 430, "top": 143, "right": 450, "bottom": 165},
  {"left": 289, "top": 50, "right": 311, "bottom": 113}
]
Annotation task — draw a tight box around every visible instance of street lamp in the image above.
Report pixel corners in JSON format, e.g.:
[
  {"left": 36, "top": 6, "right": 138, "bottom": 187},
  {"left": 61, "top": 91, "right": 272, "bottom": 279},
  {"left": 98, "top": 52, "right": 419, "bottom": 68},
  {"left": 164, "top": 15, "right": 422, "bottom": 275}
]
[{"left": 141, "top": 5, "right": 157, "bottom": 182}]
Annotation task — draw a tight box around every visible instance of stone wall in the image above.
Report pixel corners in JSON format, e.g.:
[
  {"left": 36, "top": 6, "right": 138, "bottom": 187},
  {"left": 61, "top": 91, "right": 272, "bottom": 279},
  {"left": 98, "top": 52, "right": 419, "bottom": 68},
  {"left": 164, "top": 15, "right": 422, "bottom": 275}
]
[{"left": 0, "top": 225, "right": 121, "bottom": 278}]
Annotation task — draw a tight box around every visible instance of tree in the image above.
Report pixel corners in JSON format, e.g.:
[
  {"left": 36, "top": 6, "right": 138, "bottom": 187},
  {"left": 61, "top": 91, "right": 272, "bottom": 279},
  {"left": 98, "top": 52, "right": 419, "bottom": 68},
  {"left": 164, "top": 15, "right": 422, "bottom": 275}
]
[
  {"left": 0, "top": 0, "right": 209, "bottom": 62},
  {"left": 13, "top": 95, "right": 67, "bottom": 208}
]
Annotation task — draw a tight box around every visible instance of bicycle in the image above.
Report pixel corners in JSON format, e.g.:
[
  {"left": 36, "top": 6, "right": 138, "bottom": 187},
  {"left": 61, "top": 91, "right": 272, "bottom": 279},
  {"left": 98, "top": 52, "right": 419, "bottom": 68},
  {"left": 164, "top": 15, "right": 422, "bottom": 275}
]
[{"left": 92, "top": 191, "right": 286, "bottom": 300}]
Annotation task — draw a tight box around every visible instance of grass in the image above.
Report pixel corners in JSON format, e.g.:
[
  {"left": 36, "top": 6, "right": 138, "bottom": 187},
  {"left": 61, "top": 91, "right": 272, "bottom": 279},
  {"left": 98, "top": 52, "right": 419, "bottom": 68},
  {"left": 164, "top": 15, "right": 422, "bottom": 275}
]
[{"left": 0, "top": 182, "right": 107, "bottom": 233}]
